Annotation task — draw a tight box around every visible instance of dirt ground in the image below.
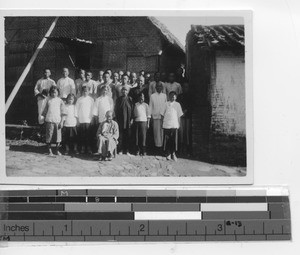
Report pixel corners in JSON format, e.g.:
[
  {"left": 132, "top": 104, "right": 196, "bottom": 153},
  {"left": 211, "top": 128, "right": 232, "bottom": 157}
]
[{"left": 5, "top": 139, "right": 246, "bottom": 177}]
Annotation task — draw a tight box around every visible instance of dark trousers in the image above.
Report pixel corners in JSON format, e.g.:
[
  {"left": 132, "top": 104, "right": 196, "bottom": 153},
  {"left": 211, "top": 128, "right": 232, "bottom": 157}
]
[
  {"left": 119, "top": 128, "right": 131, "bottom": 153},
  {"left": 163, "top": 128, "right": 178, "bottom": 155},
  {"left": 79, "top": 123, "right": 91, "bottom": 148},
  {"left": 135, "top": 121, "right": 147, "bottom": 152}
]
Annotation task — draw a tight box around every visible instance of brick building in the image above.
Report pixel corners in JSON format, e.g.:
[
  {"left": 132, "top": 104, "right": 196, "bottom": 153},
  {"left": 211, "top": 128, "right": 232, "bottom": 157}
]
[
  {"left": 5, "top": 16, "right": 185, "bottom": 124},
  {"left": 186, "top": 24, "right": 246, "bottom": 166}
]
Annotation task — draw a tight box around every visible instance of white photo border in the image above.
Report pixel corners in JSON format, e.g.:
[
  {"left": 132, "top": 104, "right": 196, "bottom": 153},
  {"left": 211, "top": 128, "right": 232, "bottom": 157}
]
[{"left": 0, "top": 9, "right": 253, "bottom": 185}]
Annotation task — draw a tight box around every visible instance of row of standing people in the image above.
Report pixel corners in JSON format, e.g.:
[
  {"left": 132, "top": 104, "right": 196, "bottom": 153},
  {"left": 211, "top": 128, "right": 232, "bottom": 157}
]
[
  {"left": 34, "top": 68, "right": 184, "bottom": 122},
  {"left": 35, "top": 67, "right": 191, "bottom": 160}
]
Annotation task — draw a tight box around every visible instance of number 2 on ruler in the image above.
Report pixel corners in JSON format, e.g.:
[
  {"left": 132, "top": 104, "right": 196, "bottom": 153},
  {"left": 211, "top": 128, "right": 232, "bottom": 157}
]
[{"left": 139, "top": 224, "right": 145, "bottom": 232}]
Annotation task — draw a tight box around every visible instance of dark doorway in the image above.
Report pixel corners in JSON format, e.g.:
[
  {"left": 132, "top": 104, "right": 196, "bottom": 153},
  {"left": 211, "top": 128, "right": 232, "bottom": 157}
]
[
  {"left": 47, "top": 36, "right": 94, "bottom": 70},
  {"left": 75, "top": 48, "right": 91, "bottom": 70}
]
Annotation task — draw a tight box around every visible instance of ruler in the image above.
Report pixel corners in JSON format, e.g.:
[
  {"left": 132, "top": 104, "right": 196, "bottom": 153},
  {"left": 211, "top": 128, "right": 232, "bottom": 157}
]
[{"left": 0, "top": 188, "right": 291, "bottom": 242}]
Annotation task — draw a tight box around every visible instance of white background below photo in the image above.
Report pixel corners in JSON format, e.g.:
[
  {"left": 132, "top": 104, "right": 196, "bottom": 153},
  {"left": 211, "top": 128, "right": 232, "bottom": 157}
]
[{"left": 0, "top": 0, "right": 300, "bottom": 255}]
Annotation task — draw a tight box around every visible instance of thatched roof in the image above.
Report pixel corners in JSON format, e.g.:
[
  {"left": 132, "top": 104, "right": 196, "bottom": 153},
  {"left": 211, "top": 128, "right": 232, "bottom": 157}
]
[
  {"left": 148, "top": 17, "right": 185, "bottom": 53},
  {"left": 188, "top": 24, "right": 244, "bottom": 50}
]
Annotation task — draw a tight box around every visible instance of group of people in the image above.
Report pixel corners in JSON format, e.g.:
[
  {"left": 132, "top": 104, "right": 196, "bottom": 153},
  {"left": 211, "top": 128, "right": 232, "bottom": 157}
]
[{"left": 34, "top": 67, "right": 191, "bottom": 161}]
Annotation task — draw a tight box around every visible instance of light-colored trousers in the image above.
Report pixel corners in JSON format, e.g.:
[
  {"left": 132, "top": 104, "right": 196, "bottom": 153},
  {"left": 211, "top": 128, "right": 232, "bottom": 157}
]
[
  {"left": 153, "top": 119, "right": 163, "bottom": 147},
  {"left": 98, "top": 136, "right": 117, "bottom": 156}
]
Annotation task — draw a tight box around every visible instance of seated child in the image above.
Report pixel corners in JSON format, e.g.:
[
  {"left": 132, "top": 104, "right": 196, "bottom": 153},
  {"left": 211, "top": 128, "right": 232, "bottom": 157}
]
[
  {"left": 133, "top": 93, "right": 150, "bottom": 156},
  {"left": 62, "top": 93, "right": 78, "bottom": 155},
  {"left": 42, "top": 86, "right": 65, "bottom": 156},
  {"left": 96, "top": 111, "right": 119, "bottom": 161},
  {"left": 160, "top": 91, "right": 183, "bottom": 161}
]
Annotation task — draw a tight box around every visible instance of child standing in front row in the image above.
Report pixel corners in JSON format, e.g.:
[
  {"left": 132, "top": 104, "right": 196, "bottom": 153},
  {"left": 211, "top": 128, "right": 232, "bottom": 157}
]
[
  {"left": 75, "top": 86, "right": 94, "bottom": 154},
  {"left": 160, "top": 91, "right": 183, "bottom": 161},
  {"left": 42, "top": 86, "right": 65, "bottom": 156},
  {"left": 133, "top": 93, "right": 150, "bottom": 156},
  {"left": 62, "top": 93, "right": 78, "bottom": 155}
]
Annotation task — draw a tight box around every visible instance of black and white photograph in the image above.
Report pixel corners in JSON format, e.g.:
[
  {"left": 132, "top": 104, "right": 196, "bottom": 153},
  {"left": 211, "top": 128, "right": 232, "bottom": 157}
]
[{"left": 1, "top": 11, "right": 253, "bottom": 184}]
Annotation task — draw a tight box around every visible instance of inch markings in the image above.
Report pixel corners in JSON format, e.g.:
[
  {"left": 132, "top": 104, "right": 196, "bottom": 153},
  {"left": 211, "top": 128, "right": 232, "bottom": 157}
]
[{"left": 0, "top": 188, "right": 291, "bottom": 242}]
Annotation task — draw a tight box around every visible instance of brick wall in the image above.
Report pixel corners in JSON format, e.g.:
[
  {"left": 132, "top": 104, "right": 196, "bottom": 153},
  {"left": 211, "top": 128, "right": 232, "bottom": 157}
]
[
  {"left": 208, "top": 51, "right": 246, "bottom": 166},
  {"left": 186, "top": 32, "right": 246, "bottom": 166},
  {"left": 211, "top": 51, "right": 246, "bottom": 136}
]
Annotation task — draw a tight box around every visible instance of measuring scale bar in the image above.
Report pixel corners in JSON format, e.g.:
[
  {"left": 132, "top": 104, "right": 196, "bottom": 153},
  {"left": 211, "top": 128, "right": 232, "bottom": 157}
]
[
  {"left": 0, "top": 188, "right": 291, "bottom": 242},
  {"left": 0, "top": 219, "right": 291, "bottom": 242}
]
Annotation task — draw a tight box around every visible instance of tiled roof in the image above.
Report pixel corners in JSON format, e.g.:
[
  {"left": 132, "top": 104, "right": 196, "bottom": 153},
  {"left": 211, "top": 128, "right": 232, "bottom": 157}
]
[{"left": 189, "top": 25, "right": 244, "bottom": 49}]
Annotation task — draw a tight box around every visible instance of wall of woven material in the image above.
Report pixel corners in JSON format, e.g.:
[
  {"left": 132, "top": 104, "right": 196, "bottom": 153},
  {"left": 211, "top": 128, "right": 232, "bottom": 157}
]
[{"left": 5, "top": 16, "right": 185, "bottom": 124}]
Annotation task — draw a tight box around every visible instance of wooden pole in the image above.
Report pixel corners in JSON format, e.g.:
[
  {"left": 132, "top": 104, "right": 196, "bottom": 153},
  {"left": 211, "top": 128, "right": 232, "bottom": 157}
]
[{"left": 5, "top": 17, "right": 59, "bottom": 113}]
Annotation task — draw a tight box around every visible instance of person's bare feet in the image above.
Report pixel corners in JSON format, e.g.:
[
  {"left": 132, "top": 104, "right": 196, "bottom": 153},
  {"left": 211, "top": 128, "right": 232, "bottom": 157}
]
[
  {"left": 48, "top": 148, "right": 54, "bottom": 157},
  {"left": 172, "top": 153, "right": 178, "bottom": 162}
]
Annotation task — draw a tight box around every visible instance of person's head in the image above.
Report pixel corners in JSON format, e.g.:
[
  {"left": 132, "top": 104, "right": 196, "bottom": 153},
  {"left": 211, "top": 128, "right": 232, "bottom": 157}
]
[
  {"left": 86, "top": 71, "right": 93, "bottom": 81},
  {"left": 121, "top": 86, "right": 129, "bottom": 97},
  {"left": 126, "top": 71, "right": 131, "bottom": 77},
  {"left": 66, "top": 93, "right": 76, "bottom": 105},
  {"left": 98, "top": 70, "right": 104, "bottom": 80},
  {"left": 176, "top": 67, "right": 184, "bottom": 78},
  {"left": 182, "top": 79, "right": 189, "bottom": 93},
  {"left": 79, "top": 69, "right": 85, "bottom": 79},
  {"left": 155, "top": 82, "right": 163, "bottom": 93},
  {"left": 105, "top": 110, "right": 113, "bottom": 123},
  {"left": 82, "top": 85, "right": 89, "bottom": 96},
  {"left": 99, "top": 85, "right": 108, "bottom": 96},
  {"left": 161, "top": 72, "right": 167, "bottom": 82},
  {"left": 103, "top": 71, "right": 110, "bottom": 83},
  {"left": 169, "top": 91, "right": 177, "bottom": 102},
  {"left": 105, "top": 69, "right": 112, "bottom": 77},
  {"left": 138, "top": 76, "right": 145, "bottom": 87},
  {"left": 49, "top": 86, "right": 59, "bottom": 98},
  {"left": 139, "top": 70, "right": 145, "bottom": 77},
  {"left": 113, "top": 72, "right": 119, "bottom": 82},
  {"left": 145, "top": 73, "right": 151, "bottom": 84},
  {"left": 43, "top": 68, "right": 51, "bottom": 79},
  {"left": 138, "top": 92, "right": 144, "bottom": 103},
  {"left": 131, "top": 72, "right": 137, "bottom": 82},
  {"left": 118, "top": 70, "right": 124, "bottom": 78},
  {"left": 103, "top": 85, "right": 109, "bottom": 96},
  {"left": 154, "top": 72, "right": 160, "bottom": 82},
  {"left": 168, "top": 72, "right": 175, "bottom": 83},
  {"left": 63, "top": 68, "right": 69, "bottom": 78},
  {"left": 122, "top": 74, "right": 129, "bottom": 85}
]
